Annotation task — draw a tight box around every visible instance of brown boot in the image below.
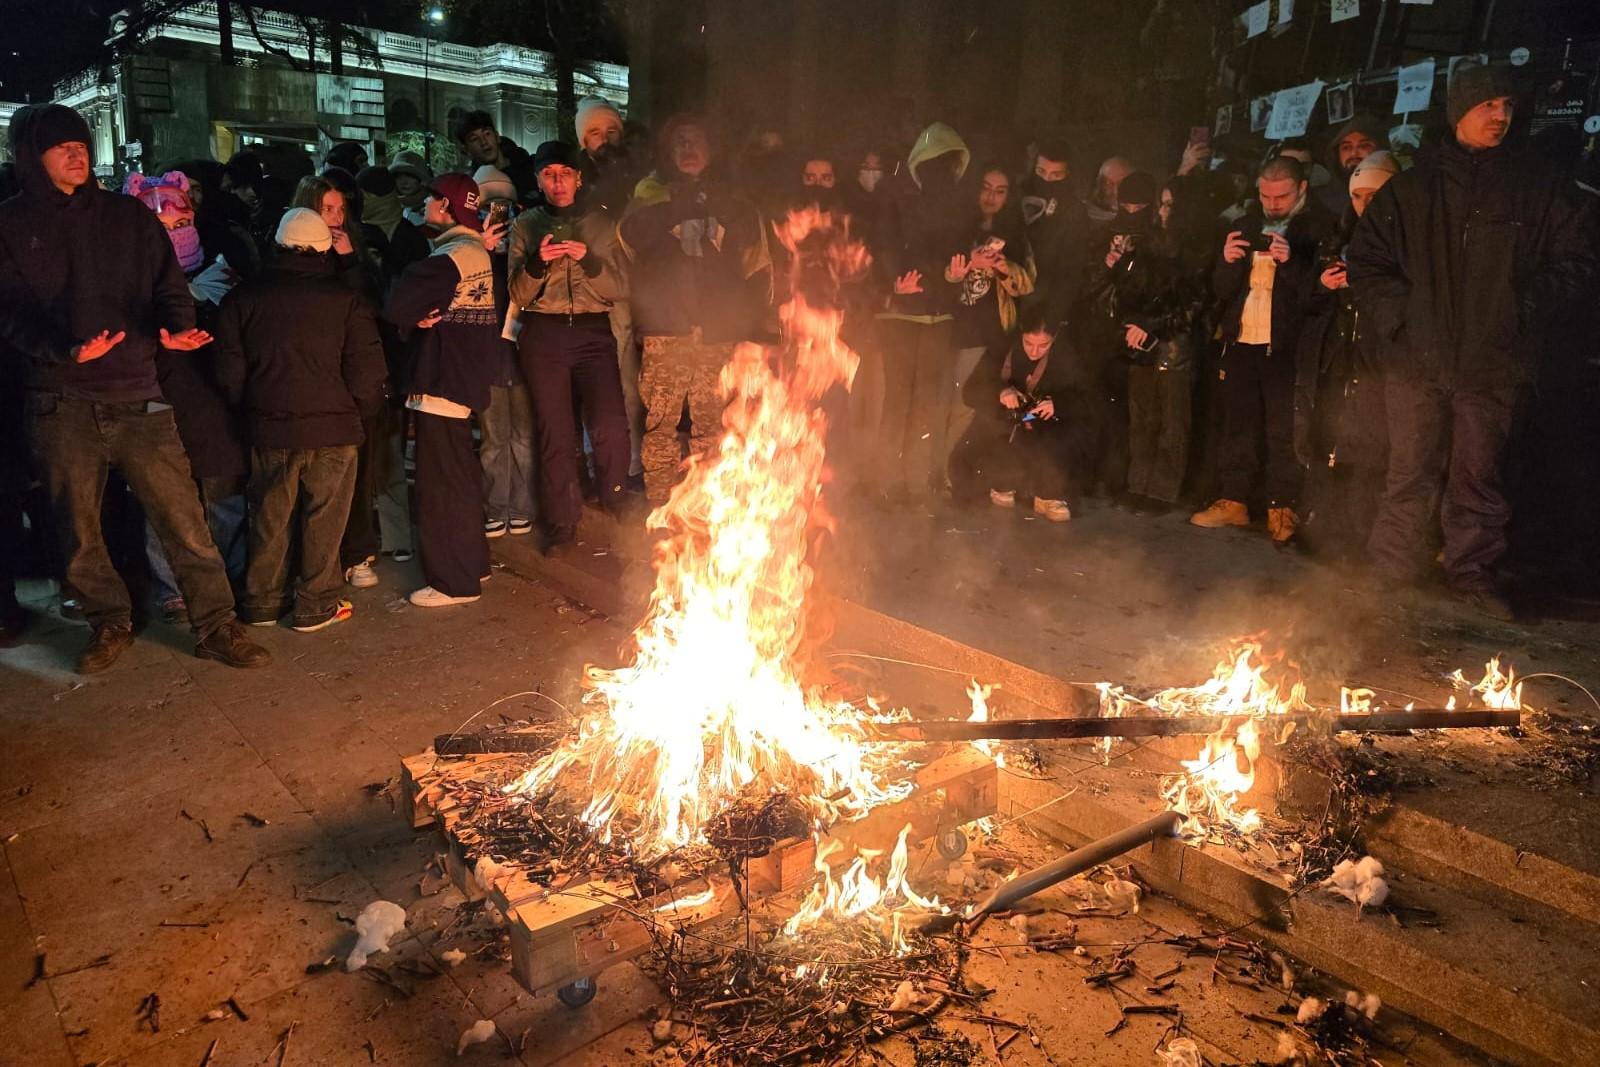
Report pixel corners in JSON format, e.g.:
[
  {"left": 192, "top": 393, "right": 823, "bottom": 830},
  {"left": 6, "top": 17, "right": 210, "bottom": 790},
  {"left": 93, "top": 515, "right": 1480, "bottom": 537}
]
[
  {"left": 1189, "top": 499, "right": 1249, "bottom": 528},
  {"left": 195, "top": 620, "right": 273, "bottom": 669},
  {"left": 1267, "top": 507, "right": 1299, "bottom": 545},
  {"left": 78, "top": 622, "right": 134, "bottom": 675}
]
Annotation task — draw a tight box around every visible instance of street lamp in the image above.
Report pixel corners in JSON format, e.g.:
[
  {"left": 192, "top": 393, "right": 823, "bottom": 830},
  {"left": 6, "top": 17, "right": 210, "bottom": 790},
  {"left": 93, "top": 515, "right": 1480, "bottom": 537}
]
[{"left": 423, "top": 6, "right": 445, "bottom": 156}]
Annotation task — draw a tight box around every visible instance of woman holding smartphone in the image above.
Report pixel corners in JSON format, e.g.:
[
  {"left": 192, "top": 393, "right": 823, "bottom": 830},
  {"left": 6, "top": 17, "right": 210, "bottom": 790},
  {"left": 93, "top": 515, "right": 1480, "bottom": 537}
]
[{"left": 935, "top": 164, "right": 1036, "bottom": 495}]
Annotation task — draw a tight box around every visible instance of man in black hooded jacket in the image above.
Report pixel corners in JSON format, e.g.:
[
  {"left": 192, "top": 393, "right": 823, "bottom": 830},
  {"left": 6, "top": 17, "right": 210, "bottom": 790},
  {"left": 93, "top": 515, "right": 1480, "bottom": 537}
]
[
  {"left": 0, "top": 104, "right": 271, "bottom": 674},
  {"left": 1347, "top": 64, "right": 1598, "bottom": 619}
]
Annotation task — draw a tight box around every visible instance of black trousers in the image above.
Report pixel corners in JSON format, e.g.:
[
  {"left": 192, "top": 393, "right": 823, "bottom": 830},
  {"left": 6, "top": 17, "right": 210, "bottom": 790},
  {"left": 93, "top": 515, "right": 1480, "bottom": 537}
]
[
  {"left": 950, "top": 413, "right": 1096, "bottom": 508},
  {"left": 1127, "top": 365, "right": 1192, "bottom": 504},
  {"left": 28, "top": 393, "right": 236, "bottom": 637},
  {"left": 876, "top": 318, "right": 955, "bottom": 497},
  {"left": 243, "top": 445, "right": 359, "bottom": 625},
  {"left": 518, "top": 314, "right": 630, "bottom": 530},
  {"left": 1368, "top": 379, "right": 1518, "bottom": 590},
  {"left": 1215, "top": 342, "right": 1300, "bottom": 507},
  {"left": 413, "top": 411, "right": 487, "bottom": 598}
]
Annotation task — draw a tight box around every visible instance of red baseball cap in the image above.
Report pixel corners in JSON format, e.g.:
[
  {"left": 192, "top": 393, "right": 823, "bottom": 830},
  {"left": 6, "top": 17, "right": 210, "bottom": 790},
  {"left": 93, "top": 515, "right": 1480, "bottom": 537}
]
[{"left": 428, "top": 173, "right": 484, "bottom": 231}]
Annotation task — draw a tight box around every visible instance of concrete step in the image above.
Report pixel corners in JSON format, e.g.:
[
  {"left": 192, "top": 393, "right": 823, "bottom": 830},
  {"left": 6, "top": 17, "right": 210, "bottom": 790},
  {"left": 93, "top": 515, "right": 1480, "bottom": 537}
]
[
  {"left": 1361, "top": 776, "right": 1600, "bottom": 937},
  {"left": 1002, "top": 770, "right": 1600, "bottom": 1067}
]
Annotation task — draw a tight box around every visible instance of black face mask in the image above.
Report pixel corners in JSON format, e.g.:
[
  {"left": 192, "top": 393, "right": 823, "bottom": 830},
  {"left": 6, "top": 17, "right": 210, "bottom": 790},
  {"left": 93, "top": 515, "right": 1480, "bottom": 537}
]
[
  {"left": 1021, "top": 174, "right": 1068, "bottom": 224},
  {"left": 591, "top": 142, "right": 624, "bottom": 167},
  {"left": 1022, "top": 173, "right": 1067, "bottom": 197}
]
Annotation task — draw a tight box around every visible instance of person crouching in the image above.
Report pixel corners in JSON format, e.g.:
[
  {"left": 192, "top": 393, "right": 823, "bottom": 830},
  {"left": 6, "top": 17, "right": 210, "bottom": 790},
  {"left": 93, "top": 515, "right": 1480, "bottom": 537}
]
[{"left": 215, "top": 208, "right": 388, "bottom": 631}]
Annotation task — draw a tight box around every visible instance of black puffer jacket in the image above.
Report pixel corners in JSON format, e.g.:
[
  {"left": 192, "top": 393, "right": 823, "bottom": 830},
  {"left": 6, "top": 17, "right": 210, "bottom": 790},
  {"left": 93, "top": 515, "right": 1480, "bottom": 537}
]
[
  {"left": 1346, "top": 137, "right": 1598, "bottom": 387},
  {"left": 0, "top": 104, "right": 194, "bottom": 401},
  {"left": 213, "top": 252, "right": 387, "bottom": 449}
]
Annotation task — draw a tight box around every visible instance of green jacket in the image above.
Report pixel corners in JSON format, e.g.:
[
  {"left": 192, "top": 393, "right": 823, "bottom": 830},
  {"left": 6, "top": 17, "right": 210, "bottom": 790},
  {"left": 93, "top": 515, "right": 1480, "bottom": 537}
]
[{"left": 506, "top": 203, "right": 624, "bottom": 317}]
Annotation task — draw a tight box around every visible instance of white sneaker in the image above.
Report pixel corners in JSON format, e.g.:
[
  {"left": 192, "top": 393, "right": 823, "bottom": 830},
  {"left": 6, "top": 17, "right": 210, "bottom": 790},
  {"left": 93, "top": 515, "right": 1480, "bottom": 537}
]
[
  {"left": 990, "top": 489, "right": 1016, "bottom": 508},
  {"left": 345, "top": 559, "right": 379, "bottom": 588},
  {"left": 484, "top": 519, "right": 507, "bottom": 538},
  {"left": 508, "top": 519, "right": 534, "bottom": 536},
  {"left": 408, "top": 585, "right": 480, "bottom": 608},
  {"left": 1033, "top": 498, "right": 1072, "bottom": 522}
]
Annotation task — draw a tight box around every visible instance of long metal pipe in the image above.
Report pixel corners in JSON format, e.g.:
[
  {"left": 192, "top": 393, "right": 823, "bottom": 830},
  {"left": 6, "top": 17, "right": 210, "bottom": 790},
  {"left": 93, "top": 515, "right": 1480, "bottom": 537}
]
[
  {"left": 862, "top": 708, "right": 1519, "bottom": 744},
  {"left": 969, "top": 810, "right": 1185, "bottom": 918}
]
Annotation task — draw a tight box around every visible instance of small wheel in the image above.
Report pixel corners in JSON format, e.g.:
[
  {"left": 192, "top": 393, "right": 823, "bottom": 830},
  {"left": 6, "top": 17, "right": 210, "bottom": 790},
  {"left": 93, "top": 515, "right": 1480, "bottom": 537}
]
[
  {"left": 557, "top": 977, "right": 597, "bottom": 1008},
  {"left": 936, "top": 829, "right": 969, "bottom": 860}
]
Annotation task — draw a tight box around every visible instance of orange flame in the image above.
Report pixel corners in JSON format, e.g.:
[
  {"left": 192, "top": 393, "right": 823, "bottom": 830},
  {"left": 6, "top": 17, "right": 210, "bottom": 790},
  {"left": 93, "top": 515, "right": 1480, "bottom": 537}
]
[
  {"left": 501, "top": 209, "right": 909, "bottom": 860},
  {"left": 783, "top": 823, "right": 945, "bottom": 954}
]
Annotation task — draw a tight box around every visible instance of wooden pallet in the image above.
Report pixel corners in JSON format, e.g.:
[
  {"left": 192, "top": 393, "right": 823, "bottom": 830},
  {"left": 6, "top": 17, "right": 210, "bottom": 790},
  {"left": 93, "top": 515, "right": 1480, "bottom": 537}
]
[{"left": 400, "top": 745, "right": 997, "bottom": 1000}]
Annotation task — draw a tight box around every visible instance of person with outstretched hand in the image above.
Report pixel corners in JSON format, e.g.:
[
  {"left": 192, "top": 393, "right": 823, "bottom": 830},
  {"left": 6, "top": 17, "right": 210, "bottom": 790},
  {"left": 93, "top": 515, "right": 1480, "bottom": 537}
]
[{"left": 0, "top": 103, "right": 269, "bottom": 674}]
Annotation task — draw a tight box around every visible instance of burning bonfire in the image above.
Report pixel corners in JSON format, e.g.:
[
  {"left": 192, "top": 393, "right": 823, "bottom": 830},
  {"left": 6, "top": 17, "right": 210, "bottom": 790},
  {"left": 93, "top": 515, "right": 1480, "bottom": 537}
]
[{"left": 417, "top": 204, "right": 1535, "bottom": 1064}]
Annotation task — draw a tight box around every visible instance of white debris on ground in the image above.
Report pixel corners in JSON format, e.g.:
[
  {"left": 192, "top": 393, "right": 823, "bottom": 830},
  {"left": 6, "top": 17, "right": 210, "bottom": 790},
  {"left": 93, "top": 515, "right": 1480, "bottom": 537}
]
[
  {"left": 1296, "top": 996, "right": 1327, "bottom": 1024},
  {"left": 1156, "top": 1036, "right": 1202, "bottom": 1066},
  {"left": 1345, "top": 989, "right": 1382, "bottom": 1019},
  {"left": 1103, "top": 878, "right": 1142, "bottom": 914},
  {"left": 440, "top": 948, "right": 467, "bottom": 967},
  {"left": 456, "top": 1019, "right": 496, "bottom": 1055},
  {"left": 345, "top": 900, "right": 408, "bottom": 971},
  {"left": 1321, "top": 856, "right": 1390, "bottom": 910},
  {"left": 651, "top": 1018, "right": 674, "bottom": 1044},
  {"left": 888, "top": 979, "right": 921, "bottom": 1013},
  {"left": 473, "top": 856, "right": 508, "bottom": 894},
  {"left": 1274, "top": 1031, "right": 1302, "bottom": 1063}
]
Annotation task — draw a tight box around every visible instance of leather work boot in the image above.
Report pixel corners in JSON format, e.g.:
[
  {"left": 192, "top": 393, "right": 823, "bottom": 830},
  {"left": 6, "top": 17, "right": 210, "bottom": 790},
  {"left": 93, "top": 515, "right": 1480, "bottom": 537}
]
[
  {"left": 78, "top": 622, "right": 135, "bottom": 675},
  {"left": 1189, "top": 499, "right": 1249, "bottom": 528},
  {"left": 1267, "top": 506, "right": 1299, "bottom": 545},
  {"left": 195, "top": 620, "right": 273, "bottom": 668}
]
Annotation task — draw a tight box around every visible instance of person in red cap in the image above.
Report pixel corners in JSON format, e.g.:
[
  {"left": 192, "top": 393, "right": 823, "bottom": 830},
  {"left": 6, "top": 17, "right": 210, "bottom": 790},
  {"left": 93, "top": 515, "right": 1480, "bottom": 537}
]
[{"left": 382, "top": 174, "right": 502, "bottom": 607}]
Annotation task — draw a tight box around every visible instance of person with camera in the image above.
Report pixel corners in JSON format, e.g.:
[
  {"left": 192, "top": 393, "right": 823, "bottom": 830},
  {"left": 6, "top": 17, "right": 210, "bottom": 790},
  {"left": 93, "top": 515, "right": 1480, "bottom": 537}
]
[
  {"left": 948, "top": 307, "right": 1096, "bottom": 522},
  {"left": 1293, "top": 152, "right": 1399, "bottom": 560},
  {"left": 508, "top": 141, "right": 629, "bottom": 554},
  {"left": 1347, "top": 64, "right": 1598, "bottom": 620},
  {"left": 1089, "top": 177, "right": 1207, "bottom": 515},
  {"left": 1189, "top": 156, "right": 1334, "bottom": 545}
]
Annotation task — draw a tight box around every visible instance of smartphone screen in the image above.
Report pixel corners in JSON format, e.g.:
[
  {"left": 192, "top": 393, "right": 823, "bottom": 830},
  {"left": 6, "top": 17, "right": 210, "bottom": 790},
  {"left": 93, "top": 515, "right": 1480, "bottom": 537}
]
[
  {"left": 485, "top": 201, "right": 509, "bottom": 229},
  {"left": 1189, "top": 126, "right": 1211, "bottom": 148}
]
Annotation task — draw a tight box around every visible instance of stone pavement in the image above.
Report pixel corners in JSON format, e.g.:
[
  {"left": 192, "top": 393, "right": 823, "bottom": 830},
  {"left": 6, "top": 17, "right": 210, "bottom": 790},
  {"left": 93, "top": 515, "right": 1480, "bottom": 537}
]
[{"left": 1, "top": 540, "right": 1494, "bottom": 1067}]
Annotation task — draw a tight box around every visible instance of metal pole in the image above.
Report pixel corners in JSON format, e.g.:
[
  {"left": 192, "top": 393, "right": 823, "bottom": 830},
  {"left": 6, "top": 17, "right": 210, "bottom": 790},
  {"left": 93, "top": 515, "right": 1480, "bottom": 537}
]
[
  {"left": 423, "top": 32, "right": 433, "bottom": 158},
  {"left": 1365, "top": 0, "right": 1392, "bottom": 72},
  {"left": 858, "top": 708, "right": 1520, "bottom": 744},
  {"left": 969, "top": 810, "right": 1184, "bottom": 918}
]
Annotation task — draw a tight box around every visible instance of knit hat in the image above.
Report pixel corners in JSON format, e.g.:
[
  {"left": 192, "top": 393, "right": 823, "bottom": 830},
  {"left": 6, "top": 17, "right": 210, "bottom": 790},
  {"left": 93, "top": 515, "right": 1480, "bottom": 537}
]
[
  {"left": 429, "top": 172, "right": 484, "bottom": 231},
  {"left": 388, "top": 150, "right": 433, "bottom": 185},
  {"left": 1448, "top": 62, "right": 1516, "bottom": 128},
  {"left": 531, "top": 140, "right": 582, "bottom": 174},
  {"left": 275, "top": 207, "right": 333, "bottom": 252},
  {"left": 1348, "top": 150, "right": 1400, "bottom": 195},
  {"left": 24, "top": 104, "right": 93, "bottom": 155},
  {"left": 356, "top": 164, "right": 396, "bottom": 198},
  {"left": 574, "top": 96, "right": 624, "bottom": 144},
  {"left": 471, "top": 164, "right": 517, "bottom": 203},
  {"left": 1116, "top": 170, "right": 1158, "bottom": 207}
]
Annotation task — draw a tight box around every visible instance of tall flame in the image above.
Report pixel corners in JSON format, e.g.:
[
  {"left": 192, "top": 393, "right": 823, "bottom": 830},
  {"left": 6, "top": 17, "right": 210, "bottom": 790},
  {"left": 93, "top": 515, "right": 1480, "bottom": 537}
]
[{"left": 501, "top": 209, "right": 907, "bottom": 858}]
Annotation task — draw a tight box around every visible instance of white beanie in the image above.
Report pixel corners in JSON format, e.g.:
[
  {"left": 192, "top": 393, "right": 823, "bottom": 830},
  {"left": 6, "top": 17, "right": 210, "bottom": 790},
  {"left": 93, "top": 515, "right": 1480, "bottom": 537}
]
[
  {"left": 1349, "top": 150, "right": 1400, "bottom": 195},
  {"left": 574, "top": 96, "right": 624, "bottom": 143},
  {"left": 472, "top": 164, "right": 517, "bottom": 203},
  {"left": 275, "top": 207, "right": 332, "bottom": 252}
]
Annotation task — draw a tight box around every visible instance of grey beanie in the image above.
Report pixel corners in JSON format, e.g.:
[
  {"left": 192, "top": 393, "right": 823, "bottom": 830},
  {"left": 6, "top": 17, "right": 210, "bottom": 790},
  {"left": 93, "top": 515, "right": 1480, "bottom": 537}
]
[{"left": 1447, "top": 63, "right": 1516, "bottom": 128}]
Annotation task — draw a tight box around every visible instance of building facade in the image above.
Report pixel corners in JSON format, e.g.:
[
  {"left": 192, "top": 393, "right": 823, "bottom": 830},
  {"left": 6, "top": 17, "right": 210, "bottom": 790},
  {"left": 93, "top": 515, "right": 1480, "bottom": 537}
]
[{"left": 2, "top": 2, "right": 628, "bottom": 175}]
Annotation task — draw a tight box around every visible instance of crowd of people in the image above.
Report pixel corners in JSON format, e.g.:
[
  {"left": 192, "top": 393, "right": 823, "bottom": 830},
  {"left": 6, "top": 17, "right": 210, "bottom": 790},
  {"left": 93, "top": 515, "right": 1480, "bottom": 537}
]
[{"left": 1, "top": 59, "right": 1596, "bottom": 675}]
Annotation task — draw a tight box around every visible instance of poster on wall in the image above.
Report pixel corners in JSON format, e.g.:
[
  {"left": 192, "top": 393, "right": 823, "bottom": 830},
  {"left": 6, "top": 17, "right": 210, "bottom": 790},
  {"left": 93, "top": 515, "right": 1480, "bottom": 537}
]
[
  {"left": 1250, "top": 94, "right": 1275, "bottom": 132},
  {"left": 1392, "top": 58, "right": 1436, "bottom": 114},
  {"left": 1215, "top": 104, "right": 1234, "bottom": 137},
  {"left": 1267, "top": 81, "right": 1325, "bottom": 139},
  {"left": 1245, "top": 0, "right": 1270, "bottom": 38},
  {"left": 1330, "top": 0, "right": 1359, "bottom": 24},
  {"left": 1326, "top": 82, "right": 1355, "bottom": 124},
  {"left": 1531, "top": 69, "right": 1594, "bottom": 134}
]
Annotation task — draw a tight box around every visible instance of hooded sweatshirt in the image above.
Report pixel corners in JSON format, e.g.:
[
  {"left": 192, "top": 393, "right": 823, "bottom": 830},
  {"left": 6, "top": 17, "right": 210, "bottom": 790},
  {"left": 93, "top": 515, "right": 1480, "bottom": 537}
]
[
  {"left": 0, "top": 104, "right": 195, "bottom": 401},
  {"left": 879, "top": 123, "right": 971, "bottom": 322},
  {"left": 1317, "top": 116, "right": 1389, "bottom": 215}
]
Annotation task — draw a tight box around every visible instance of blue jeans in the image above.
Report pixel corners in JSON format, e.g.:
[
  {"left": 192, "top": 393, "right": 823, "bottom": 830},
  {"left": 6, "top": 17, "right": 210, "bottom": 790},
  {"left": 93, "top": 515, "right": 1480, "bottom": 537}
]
[{"left": 146, "top": 476, "right": 248, "bottom": 604}]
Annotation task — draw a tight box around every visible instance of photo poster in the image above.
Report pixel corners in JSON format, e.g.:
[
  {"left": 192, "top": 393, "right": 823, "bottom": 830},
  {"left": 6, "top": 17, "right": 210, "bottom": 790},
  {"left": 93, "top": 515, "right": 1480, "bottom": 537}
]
[
  {"left": 1326, "top": 81, "right": 1355, "bottom": 125},
  {"left": 1251, "top": 94, "right": 1275, "bottom": 133},
  {"left": 1215, "top": 103, "right": 1234, "bottom": 137},
  {"left": 1393, "top": 58, "right": 1436, "bottom": 115},
  {"left": 1246, "top": 0, "right": 1270, "bottom": 39},
  {"left": 1266, "top": 80, "right": 1324, "bottom": 139},
  {"left": 1330, "top": 0, "right": 1360, "bottom": 24}
]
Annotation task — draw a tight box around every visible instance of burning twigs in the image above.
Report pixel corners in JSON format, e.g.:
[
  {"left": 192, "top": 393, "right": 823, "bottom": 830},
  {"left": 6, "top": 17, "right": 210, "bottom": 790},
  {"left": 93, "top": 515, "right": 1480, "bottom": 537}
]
[
  {"left": 642, "top": 911, "right": 968, "bottom": 1066},
  {"left": 864, "top": 708, "right": 1520, "bottom": 743}
]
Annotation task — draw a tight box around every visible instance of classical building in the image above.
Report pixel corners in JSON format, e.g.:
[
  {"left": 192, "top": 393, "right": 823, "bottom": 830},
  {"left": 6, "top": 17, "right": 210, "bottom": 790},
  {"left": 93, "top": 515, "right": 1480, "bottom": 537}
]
[{"left": 1, "top": 2, "right": 628, "bottom": 175}]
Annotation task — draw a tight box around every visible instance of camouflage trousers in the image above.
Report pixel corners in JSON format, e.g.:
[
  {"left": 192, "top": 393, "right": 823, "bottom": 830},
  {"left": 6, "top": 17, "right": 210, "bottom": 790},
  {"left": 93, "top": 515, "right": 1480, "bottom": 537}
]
[{"left": 639, "top": 331, "right": 736, "bottom": 503}]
